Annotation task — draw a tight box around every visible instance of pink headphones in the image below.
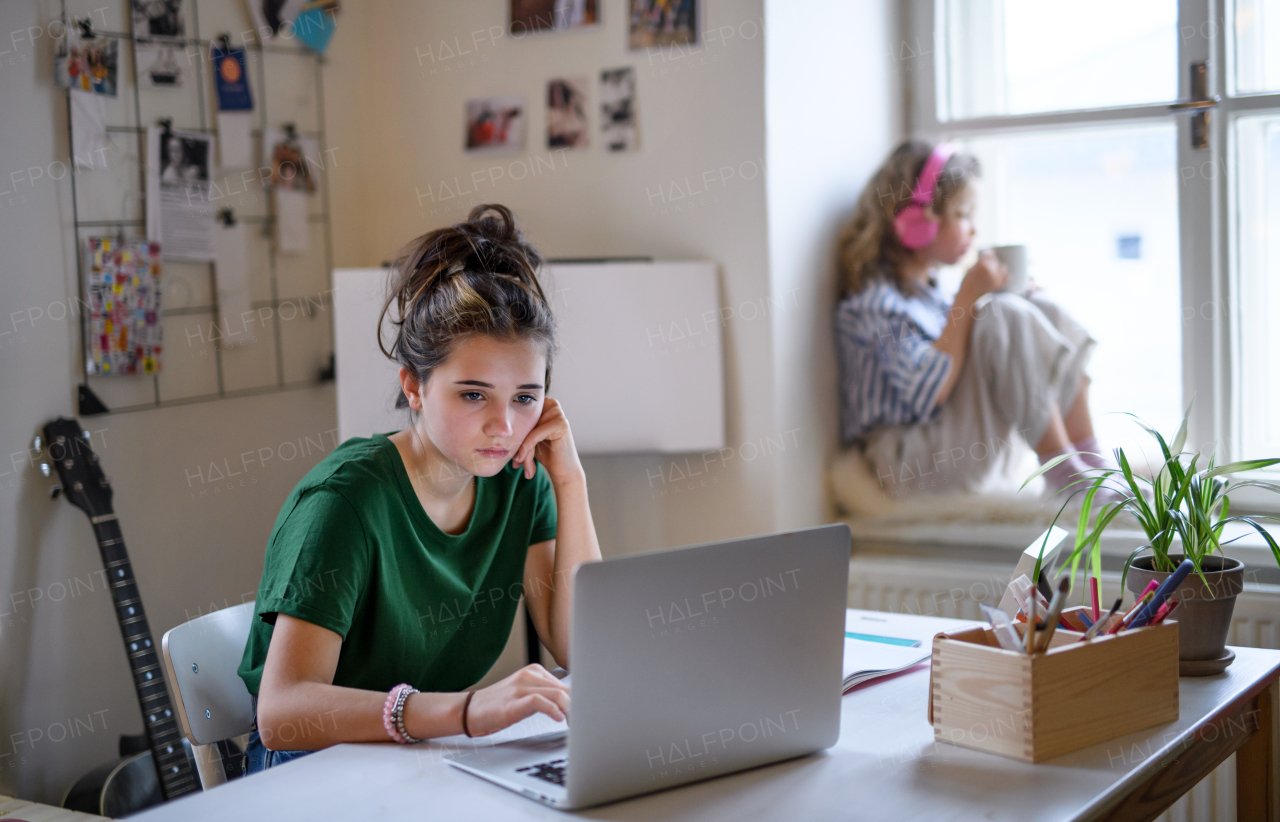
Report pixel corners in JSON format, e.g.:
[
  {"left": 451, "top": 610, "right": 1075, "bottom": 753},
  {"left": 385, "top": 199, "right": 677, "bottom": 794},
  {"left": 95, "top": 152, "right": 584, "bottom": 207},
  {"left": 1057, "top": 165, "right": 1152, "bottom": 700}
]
[{"left": 893, "top": 142, "right": 956, "bottom": 250}]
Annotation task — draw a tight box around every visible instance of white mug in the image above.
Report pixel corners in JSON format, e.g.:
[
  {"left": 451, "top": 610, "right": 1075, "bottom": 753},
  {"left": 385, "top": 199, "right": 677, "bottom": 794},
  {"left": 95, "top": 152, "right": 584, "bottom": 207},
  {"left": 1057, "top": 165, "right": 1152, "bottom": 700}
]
[{"left": 991, "top": 245, "right": 1029, "bottom": 295}]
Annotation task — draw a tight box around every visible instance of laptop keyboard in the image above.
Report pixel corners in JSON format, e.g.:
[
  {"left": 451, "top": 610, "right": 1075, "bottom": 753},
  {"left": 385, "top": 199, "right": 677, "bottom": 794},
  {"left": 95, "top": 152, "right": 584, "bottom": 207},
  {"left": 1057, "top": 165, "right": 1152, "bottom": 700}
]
[{"left": 516, "top": 758, "right": 567, "bottom": 787}]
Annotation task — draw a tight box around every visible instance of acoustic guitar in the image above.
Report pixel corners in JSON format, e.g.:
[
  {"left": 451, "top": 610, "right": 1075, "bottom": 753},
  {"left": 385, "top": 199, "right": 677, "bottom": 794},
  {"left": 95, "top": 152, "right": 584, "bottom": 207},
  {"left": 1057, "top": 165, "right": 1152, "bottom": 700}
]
[{"left": 36, "top": 417, "right": 202, "bottom": 816}]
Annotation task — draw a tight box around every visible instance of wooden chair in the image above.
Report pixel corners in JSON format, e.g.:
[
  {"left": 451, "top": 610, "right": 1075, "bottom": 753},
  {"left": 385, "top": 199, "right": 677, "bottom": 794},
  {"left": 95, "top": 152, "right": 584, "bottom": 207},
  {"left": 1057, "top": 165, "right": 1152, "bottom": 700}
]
[{"left": 160, "top": 602, "right": 256, "bottom": 789}]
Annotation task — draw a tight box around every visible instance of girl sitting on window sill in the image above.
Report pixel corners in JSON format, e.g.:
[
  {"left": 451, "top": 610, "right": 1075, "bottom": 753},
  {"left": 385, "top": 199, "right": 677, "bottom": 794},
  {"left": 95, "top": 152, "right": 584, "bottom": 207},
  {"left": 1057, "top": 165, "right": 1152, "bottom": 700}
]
[{"left": 833, "top": 140, "right": 1120, "bottom": 505}]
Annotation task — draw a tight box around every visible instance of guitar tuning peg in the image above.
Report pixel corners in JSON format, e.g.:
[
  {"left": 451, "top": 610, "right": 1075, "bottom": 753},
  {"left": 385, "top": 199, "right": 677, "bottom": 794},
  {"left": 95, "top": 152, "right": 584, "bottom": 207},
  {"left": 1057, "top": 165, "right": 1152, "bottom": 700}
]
[
  {"left": 81, "top": 430, "right": 90, "bottom": 442},
  {"left": 33, "top": 435, "right": 43, "bottom": 451},
  {"left": 50, "top": 484, "right": 62, "bottom": 500},
  {"left": 39, "top": 462, "right": 51, "bottom": 478}
]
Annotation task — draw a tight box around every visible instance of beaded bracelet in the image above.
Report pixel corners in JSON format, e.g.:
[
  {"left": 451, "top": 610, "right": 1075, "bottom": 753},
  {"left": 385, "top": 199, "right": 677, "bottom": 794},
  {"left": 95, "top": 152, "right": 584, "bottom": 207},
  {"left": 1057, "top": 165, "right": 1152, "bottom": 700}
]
[{"left": 382, "top": 683, "right": 422, "bottom": 744}]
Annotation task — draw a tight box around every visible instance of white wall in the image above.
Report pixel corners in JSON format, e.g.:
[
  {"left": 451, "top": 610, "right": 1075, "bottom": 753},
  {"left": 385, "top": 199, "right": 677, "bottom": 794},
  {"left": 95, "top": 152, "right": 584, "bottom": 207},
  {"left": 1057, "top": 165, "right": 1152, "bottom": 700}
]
[
  {"left": 354, "top": 0, "right": 779, "bottom": 553},
  {"left": 0, "top": 0, "right": 374, "bottom": 803},
  {"left": 764, "top": 0, "right": 904, "bottom": 527}
]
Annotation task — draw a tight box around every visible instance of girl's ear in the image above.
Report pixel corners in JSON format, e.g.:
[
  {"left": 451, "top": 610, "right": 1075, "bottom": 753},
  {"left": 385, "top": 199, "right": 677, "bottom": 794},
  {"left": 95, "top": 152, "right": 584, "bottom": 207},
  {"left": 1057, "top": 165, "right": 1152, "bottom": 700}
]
[{"left": 399, "top": 366, "right": 424, "bottom": 411}]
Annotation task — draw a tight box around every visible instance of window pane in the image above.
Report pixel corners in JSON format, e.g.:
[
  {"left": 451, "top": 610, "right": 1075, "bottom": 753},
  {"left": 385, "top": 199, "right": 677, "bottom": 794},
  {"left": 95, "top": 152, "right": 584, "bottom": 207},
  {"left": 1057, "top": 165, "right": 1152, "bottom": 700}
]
[
  {"left": 949, "top": 124, "right": 1183, "bottom": 453},
  {"left": 942, "top": 0, "right": 1178, "bottom": 119},
  {"left": 1235, "top": 115, "right": 1280, "bottom": 456},
  {"left": 1235, "top": 0, "right": 1280, "bottom": 93}
]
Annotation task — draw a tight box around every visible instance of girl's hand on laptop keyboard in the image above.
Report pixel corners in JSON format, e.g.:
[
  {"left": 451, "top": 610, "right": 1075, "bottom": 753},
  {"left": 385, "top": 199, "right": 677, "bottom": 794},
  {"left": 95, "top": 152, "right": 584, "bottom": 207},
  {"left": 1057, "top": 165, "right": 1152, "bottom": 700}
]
[{"left": 466, "top": 663, "right": 571, "bottom": 736}]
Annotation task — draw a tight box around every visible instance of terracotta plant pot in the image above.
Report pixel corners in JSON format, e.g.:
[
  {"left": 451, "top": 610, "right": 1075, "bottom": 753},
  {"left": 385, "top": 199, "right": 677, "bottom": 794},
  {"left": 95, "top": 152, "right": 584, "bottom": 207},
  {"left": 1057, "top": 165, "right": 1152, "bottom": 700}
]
[{"left": 1126, "top": 554, "right": 1243, "bottom": 670}]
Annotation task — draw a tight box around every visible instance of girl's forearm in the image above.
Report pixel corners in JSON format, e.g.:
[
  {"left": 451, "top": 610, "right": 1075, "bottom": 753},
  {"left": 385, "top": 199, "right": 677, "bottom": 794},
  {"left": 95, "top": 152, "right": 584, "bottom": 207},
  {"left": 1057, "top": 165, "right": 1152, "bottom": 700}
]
[
  {"left": 931, "top": 292, "right": 978, "bottom": 404},
  {"left": 255, "top": 681, "right": 466, "bottom": 750},
  {"left": 545, "top": 471, "right": 601, "bottom": 666}
]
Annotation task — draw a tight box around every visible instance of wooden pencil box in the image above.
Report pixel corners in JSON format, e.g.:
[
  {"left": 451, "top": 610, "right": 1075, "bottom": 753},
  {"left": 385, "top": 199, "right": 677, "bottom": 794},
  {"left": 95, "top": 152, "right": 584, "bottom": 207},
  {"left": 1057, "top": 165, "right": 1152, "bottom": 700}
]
[{"left": 927, "top": 607, "right": 1180, "bottom": 763}]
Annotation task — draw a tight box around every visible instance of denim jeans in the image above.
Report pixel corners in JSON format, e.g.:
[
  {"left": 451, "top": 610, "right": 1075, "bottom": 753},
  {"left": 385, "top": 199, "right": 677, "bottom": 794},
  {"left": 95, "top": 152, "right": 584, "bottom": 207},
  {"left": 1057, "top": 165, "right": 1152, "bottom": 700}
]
[{"left": 242, "top": 696, "right": 316, "bottom": 775}]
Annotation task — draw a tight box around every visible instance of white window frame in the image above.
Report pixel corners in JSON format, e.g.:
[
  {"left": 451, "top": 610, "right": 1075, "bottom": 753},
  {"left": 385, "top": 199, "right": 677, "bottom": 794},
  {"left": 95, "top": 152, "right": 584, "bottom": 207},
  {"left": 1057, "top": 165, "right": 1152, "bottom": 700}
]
[{"left": 902, "top": 0, "right": 1280, "bottom": 512}]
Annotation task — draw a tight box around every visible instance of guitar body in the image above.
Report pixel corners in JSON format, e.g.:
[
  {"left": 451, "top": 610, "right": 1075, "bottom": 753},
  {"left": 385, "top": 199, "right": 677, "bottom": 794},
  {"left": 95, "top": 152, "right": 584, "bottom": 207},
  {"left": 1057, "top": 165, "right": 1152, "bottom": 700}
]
[
  {"left": 62, "top": 740, "right": 195, "bottom": 818},
  {"left": 37, "top": 418, "right": 203, "bottom": 813}
]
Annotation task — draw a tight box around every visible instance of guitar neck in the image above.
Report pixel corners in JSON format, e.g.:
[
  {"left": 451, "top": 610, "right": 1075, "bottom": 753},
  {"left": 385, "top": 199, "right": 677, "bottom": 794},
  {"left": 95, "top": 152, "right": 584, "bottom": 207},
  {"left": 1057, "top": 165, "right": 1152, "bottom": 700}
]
[{"left": 92, "top": 516, "right": 199, "bottom": 800}]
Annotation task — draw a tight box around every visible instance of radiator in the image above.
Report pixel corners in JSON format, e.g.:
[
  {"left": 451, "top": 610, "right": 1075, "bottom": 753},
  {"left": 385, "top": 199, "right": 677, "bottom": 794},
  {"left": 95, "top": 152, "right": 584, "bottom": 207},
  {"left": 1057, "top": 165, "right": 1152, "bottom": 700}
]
[{"left": 848, "top": 555, "right": 1280, "bottom": 822}]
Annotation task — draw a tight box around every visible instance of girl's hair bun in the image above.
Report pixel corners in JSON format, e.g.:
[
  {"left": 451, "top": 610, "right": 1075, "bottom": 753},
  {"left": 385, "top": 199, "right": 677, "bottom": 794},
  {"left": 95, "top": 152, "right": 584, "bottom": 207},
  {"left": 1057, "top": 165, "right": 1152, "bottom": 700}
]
[{"left": 378, "top": 204, "right": 557, "bottom": 410}]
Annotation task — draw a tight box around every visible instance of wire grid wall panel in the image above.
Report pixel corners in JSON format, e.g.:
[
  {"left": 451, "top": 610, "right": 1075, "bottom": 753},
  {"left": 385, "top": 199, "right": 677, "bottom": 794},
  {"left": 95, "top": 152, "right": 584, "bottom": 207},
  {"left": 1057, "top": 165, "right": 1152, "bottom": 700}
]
[{"left": 62, "top": 0, "right": 335, "bottom": 414}]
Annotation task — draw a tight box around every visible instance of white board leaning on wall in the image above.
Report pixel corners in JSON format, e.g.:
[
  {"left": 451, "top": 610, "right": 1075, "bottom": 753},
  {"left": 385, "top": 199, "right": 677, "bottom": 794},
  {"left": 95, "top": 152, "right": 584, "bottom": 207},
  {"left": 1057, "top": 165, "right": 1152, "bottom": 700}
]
[{"left": 332, "top": 262, "right": 725, "bottom": 454}]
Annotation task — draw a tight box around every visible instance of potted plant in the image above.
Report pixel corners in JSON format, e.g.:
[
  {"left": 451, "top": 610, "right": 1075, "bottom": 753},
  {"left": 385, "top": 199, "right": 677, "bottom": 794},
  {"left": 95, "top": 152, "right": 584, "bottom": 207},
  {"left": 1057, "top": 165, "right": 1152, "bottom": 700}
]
[{"left": 1024, "top": 406, "right": 1280, "bottom": 674}]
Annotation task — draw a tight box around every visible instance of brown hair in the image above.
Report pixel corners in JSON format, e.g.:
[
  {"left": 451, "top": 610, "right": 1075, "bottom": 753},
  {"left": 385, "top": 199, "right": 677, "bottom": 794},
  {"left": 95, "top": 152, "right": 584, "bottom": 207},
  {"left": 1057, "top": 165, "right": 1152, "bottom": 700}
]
[
  {"left": 836, "top": 140, "right": 980, "bottom": 298},
  {"left": 378, "top": 204, "right": 556, "bottom": 411}
]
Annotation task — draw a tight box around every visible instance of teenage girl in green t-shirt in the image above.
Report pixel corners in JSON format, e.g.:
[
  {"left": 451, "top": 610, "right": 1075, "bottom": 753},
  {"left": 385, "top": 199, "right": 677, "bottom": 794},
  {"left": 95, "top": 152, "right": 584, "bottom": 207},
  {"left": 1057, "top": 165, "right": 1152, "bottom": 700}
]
[{"left": 240, "top": 204, "right": 600, "bottom": 771}]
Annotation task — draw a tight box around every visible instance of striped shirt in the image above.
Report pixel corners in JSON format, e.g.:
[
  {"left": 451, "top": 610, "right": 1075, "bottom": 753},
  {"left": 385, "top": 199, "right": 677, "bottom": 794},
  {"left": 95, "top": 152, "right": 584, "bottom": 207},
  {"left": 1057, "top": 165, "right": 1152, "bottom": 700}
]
[{"left": 835, "top": 276, "right": 954, "bottom": 446}]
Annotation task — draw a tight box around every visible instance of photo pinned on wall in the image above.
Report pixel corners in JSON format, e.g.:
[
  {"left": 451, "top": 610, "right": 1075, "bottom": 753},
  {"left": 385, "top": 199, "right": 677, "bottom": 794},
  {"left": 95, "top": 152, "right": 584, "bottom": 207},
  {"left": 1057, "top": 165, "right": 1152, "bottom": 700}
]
[
  {"left": 628, "top": 0, "right": 697, "bottom": 50},
  {"left": 132, "top": 0, "right": 185, "bottom": 88},
  {"left": 146, "top": 126, "right": 215, "bottom": 260},
  {"left": 263, "top": 128, "right": 320, "bottom": 254},
  {"left": 263, "top": 128, "right": 320, "bottom": 193},
  {"left": 248, "top": 0, "right": 341, "bottom": 53},
  {"left": 466, "top": 95, "right": 526, "bottom": 153},
  {"left": 54, "top": 26, "right": 119, "bottom": 97},
  {"left": 510, "top": 0, "right": 598, "bottom": 35},
  {"left": 600, "top": 67, "right": 637, "bottom": 151},
  {"left": 84, "top": 237, "right": 164, "bottom": 376},
  {"left": 547, "top": 77, "right": 589, "bottom": 149},
  {"left": 213, "top": 45, "right": 253, "bottom": 111},
  {"left": 131, "top": 0, "right": 183, "bottom": 37}
]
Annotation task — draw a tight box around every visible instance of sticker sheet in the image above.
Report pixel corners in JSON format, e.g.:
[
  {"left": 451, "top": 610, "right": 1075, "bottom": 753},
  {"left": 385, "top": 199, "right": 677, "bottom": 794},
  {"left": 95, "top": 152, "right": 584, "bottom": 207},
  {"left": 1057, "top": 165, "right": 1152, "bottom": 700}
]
[{"left": 86, "top": 237, "right": 163, "bottom": 375}]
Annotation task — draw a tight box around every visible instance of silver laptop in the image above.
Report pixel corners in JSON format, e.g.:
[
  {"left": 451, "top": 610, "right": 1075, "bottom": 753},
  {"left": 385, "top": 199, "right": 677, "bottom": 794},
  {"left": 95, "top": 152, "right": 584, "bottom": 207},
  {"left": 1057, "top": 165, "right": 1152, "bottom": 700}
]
[{"left": 444, "top": 523, "right": 850, "bottom": 809}]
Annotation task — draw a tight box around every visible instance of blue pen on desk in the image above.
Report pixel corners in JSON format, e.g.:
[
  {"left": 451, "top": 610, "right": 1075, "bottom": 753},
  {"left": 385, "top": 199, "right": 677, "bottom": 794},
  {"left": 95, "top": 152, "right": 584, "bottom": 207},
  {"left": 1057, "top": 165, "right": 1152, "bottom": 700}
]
[
  {"left": 845, "top": 632, "right": 921, "bottom": 648},
  {"left": 1129, "top": 559, "right": 1195, "bottom": 628}
]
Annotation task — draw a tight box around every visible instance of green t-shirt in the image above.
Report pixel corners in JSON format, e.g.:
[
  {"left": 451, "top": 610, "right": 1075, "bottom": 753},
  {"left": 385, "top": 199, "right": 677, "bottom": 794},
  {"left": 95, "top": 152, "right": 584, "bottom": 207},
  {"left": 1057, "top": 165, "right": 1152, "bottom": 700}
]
[{"left": 237, "top": 431, "right": 557, "bottom": 697}]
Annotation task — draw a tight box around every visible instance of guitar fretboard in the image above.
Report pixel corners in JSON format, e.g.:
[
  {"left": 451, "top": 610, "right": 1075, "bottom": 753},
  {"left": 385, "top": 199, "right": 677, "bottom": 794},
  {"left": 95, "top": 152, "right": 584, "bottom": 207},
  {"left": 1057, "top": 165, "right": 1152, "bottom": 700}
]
[{"left": 92, "top": 517, "right": 199, "bottom": 800}]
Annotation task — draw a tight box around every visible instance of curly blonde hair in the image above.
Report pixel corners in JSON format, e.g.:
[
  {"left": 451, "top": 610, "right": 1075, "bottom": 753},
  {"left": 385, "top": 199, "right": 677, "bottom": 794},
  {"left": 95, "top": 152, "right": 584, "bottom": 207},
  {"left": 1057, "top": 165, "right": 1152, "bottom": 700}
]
[{"left": 837, "top": 141, "right": 980, "bottom": 299}]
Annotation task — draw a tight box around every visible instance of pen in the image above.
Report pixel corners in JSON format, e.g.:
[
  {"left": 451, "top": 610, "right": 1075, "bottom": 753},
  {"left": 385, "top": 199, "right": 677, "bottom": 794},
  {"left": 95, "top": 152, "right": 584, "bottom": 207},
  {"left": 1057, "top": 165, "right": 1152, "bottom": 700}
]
[
  {"left": 1149, "top": 598, "right": 1181, "bottom": 626},
  {"left": 1129, "top": 559, "right": 1195, "bottom": 629},
  {"left": 1080, "top": 598, "right": 1122, "bottom": 641},
  {"left": 1107, "top": 591, "right": 1154, "bottom": 635},
  {"left": 1090, "top": 577, "right": 1101, "bottom": 622},
  {"left": 1036, "top": 577, "right": 1071, "bottom": 652}
]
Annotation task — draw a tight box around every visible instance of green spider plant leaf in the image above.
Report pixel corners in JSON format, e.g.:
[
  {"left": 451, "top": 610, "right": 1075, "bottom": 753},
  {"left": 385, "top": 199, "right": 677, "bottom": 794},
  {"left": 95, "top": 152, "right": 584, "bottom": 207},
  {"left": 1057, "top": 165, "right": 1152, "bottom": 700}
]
[
  {"left": 1218, "top": 516, "right": 1280, "bottom": 569},
  {"left": 1205, "top": 458, "right": 1280, "bottom": 479},
  {"left": 1228, "top": 480, "right": 1280, "bottom": 495},
  {"left": 1020, "top": 452, "right": 1082, "bottom": 492},
  {"left": 1118, "top": 544, "right": 1153, "bottom": 595},
  {"left": 1169, "top": 401, "right": 1192, "bottom": 458}
]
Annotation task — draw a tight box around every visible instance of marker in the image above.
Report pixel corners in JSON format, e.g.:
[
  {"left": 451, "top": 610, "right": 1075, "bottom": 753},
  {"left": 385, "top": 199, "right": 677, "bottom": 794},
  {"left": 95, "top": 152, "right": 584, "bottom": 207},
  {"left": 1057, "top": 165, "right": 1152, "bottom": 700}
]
[
  {"left": 1150, "top": 599, "right": 1181, "bottom": 626},
  {"left": 1090, "top": 577, "right": 1101, "bottom": 622},
  {"left": 1129, "top": 559, "right": 1195, "bottom": 628}
]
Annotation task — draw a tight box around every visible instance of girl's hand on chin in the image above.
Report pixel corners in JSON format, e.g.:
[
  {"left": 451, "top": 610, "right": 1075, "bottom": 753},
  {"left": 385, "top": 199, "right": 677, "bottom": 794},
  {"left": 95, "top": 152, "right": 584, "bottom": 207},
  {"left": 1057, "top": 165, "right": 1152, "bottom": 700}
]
[{"left": 510, "top": 397, "right": 584, "bottom": 484}]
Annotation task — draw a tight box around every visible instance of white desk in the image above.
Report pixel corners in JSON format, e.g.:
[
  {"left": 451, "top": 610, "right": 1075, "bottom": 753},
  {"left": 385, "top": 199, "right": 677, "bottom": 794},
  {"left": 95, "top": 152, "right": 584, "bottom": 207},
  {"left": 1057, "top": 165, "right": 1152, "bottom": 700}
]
[{"left": 131, "top": 626, "right": 1280, "bottom": 821}]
